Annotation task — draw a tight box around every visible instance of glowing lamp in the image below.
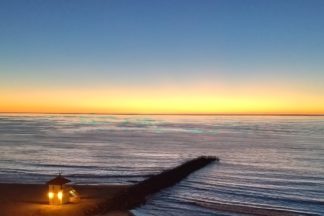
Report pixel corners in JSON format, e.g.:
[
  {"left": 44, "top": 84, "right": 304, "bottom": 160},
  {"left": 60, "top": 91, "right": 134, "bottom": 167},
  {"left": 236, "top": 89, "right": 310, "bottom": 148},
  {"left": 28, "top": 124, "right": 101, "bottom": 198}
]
[
  {"left": 57, "top": 191, "right": 63, "bottom": 200},
  {"left": 46, "top": 174, "right": 71, "bottom": 205},
  {"left": 48, "top": 192, "right": 54, "bottom": 199}
]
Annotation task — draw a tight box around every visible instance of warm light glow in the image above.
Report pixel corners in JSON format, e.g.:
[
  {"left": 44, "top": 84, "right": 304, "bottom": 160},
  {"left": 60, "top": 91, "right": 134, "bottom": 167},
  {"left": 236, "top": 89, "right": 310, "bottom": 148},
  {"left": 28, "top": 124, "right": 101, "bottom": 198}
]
[
  {"left": 1, "top": 82, "right": 323, "bottom": 115},
  {"left": 48, "top": 192, "right": 54, "bottom": 199},
  {"left": 57, "top": 191, "right": 63, "bottom": 200},
  {"left": 69, "top": 190, "right": 76, "bottom": 196}
]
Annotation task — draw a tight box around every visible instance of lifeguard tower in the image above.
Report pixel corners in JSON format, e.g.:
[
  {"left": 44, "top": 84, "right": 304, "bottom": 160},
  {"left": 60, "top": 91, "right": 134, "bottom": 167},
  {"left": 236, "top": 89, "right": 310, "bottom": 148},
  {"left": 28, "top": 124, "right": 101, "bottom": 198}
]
[{"left": 46, "top": 174, "right": 79, "bottom": 205}]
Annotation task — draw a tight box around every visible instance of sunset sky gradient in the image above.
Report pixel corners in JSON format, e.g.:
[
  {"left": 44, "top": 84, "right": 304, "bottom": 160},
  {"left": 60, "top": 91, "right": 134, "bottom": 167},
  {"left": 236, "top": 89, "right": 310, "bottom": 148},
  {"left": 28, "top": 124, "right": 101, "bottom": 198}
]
[{"left": 1, "top": 0, "right": 323, "bottom": 114}]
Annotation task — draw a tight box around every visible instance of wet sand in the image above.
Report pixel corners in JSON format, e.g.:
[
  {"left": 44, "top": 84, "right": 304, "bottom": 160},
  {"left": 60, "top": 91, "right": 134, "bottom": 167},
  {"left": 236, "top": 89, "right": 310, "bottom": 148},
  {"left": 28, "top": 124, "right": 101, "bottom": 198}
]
[{"left": 0, "top": 183, "right": 132, "bottom": 216}]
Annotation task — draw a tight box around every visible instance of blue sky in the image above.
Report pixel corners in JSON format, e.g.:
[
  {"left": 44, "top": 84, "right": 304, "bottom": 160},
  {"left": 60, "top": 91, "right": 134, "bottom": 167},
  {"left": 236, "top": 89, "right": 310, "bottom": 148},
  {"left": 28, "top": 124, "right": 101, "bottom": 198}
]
[{"left": 0, "top": 0, "right": 324, "bottom": 113}]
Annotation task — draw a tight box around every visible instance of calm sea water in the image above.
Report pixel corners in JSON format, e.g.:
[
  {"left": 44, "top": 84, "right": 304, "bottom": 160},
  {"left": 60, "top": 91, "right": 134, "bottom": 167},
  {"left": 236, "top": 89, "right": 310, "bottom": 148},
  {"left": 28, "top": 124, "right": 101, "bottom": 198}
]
[{"left": 0, "top": 114, "right": 323, "bottom": 215}]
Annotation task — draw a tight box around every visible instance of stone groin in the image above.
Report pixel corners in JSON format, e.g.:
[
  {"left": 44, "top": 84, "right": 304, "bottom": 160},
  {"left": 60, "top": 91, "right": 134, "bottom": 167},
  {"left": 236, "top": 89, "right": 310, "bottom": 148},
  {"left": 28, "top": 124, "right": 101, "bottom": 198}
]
[{"left": 84, "top": 156, "right": 218, "bottom": 215}]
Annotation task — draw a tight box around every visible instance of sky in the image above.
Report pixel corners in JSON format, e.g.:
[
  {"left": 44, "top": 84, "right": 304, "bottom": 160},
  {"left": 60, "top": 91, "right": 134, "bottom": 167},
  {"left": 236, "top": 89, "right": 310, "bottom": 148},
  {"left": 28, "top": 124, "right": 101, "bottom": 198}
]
[{"left": 0, "top": 0, "right": 324, "bottom": 114}]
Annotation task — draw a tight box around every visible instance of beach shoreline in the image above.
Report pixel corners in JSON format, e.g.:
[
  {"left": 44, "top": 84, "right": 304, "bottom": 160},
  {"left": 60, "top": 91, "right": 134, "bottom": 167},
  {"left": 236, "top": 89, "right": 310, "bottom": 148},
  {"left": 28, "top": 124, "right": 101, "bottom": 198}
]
[
  {"left": 0, "top": 182, "right": 316, "bottom": 216},
  {"left": 0, "top": 183, "right": 132, "bottom": 216}
]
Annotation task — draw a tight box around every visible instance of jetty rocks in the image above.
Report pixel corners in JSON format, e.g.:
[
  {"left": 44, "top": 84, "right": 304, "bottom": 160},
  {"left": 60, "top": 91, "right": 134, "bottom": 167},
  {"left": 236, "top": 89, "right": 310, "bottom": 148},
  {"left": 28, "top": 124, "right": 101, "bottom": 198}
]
[{"left": 84, "top": 156, "right": 219, "bottom": 215}]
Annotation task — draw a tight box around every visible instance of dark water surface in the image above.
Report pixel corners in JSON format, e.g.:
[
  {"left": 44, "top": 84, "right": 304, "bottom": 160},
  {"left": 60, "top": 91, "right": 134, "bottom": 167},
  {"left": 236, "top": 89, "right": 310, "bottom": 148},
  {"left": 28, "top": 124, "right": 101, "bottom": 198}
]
[{"left": 0, "top": 114, "right": 323, "bottom": 215}]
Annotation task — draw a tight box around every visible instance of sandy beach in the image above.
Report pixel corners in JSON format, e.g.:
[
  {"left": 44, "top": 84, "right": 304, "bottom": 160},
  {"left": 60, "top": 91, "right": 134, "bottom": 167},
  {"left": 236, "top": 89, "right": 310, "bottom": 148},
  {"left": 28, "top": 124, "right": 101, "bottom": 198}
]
[
  {"left": 0, "top": 183, "right": 132, "bottom": 216},
  {"left": 0, "top": 182, "right": 317, "bottom": 216}
]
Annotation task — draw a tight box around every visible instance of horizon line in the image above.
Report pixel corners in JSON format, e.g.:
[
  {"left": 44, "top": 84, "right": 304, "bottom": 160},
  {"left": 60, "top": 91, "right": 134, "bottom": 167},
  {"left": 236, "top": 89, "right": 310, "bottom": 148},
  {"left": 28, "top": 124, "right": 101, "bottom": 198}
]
[{"left": 0, "top": 112, "right": 323, "bottom": 116}]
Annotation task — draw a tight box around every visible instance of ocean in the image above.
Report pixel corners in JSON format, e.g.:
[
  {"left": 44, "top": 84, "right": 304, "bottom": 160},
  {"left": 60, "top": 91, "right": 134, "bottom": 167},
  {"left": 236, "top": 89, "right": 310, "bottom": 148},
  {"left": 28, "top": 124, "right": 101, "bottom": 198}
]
[{"left": 0, "top": 114, "right": 323, "bottom": 215}]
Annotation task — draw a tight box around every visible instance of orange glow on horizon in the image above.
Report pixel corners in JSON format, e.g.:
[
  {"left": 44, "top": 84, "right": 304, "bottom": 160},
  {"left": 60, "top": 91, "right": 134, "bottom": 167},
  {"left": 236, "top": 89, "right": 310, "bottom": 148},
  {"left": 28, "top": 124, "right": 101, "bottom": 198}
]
[{"left": 1, "top": 84, "right": 323, "bottom": 115}]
